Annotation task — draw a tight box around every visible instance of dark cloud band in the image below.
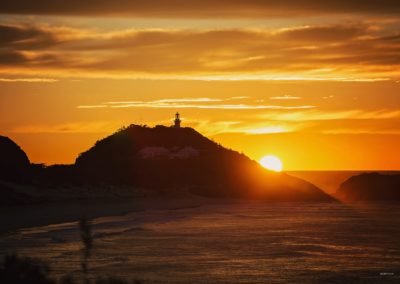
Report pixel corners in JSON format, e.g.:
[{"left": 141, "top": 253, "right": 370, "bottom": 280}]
[{"left": 1, "top": 0, "right": 400, "bottom": 17}]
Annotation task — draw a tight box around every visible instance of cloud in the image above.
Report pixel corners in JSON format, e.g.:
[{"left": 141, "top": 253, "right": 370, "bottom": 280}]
[
  {"left": 106, "top": 97, "right": 249, "bottom": 105},
  {"left": 259, "top": 109, "right": 400, "bottom": 121},
  {"left": 231, "top": 96, "right": 249, "bottom": 99},
  {"left": 79, "top": 97, "right": 315, "bottom": 110},
  {"left": 244, "top": 126, "right": 290, "bottom": 134},
  {"left": 0, "top": 50, "right": 28, "bottom": 65},
  {"left": 182, "top": 118, "right": 297, "bottom": 136},
  {"left": 321, "top": 129, "right": 400, "bottom": 134},
  {"left": 0, "top": 23, "right": 399, "bottom": 80},
  {"left": 112, "top": 104, "right": 315, "bottom": 110},
  {"left": 270, "top": 95, "right": 301, "bottom": 100},
  {"left": 138, "top": 98, "right": 223, "bottom": 103},
  {"left": 0, "top": 24, "right": 57, "bottom": 49},
  {"left": 205, "top": 112, "right": 400, "bottom": 135},
  {"left": 1, "top": 1, "right": 400, "bottom": 17},
  {"left": 0, "top": 77, "right": 57, "bottom": 82},
  {"left": 78, "top": 100, "right": 315, "bottom": 110},
  {"left": 224, "top": 109, "right": 400, "bottom": 136},
  {"left": 76, "top": 105, "right": 108, "bottom": 109},
  {"left": 275, "top": 24, "right": 368, "bottom": 42},
  {"left": 9, "top": 122, "right": 117, "bottom": 133}
]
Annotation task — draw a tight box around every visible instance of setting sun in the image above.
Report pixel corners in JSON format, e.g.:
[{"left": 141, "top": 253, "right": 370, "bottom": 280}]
[{"left": 260, "top": 155, "right": 283, "bottom": 172}]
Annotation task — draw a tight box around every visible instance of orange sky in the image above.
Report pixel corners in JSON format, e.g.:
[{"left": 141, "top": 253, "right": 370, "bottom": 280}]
[{"left": 0, "top": 1, "right": 399, "bottom": 170}]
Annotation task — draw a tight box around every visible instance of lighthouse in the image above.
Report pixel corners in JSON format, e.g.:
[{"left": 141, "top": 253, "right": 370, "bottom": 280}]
[{"left": 174, "top": 112, "right": 181, "bottom": 128}]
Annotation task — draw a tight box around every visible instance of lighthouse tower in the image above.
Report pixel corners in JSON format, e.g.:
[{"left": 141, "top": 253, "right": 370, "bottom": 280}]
[{"left": 174, "top": 112, "right": 181, "bottom": 128}]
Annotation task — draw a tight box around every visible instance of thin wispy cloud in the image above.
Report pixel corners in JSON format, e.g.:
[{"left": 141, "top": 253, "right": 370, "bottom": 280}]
[
  {"left": 0, "top": 77, "right": 58, "bottom": 82},
  {"left": 106, "top": 98, "right": 223, "bottom": 105},
  {"left": 9, "top": 122, "right": 118, "bottom": 134},
  {"left": 269, "top": 95, "right": 301, "bottom": 100},
  {"left": 321, "top": 128, "right": 400, "bottom": 135},
  {"left": 231, "top": 96, "right": 249, "bottom": 99},
  {"left": 77, "top": 105, "right": 108, "bottom": 109},
  {"left": 111, "top": 104, "right": 315, "bottom": 110},
  {"left": 259, "top": 109, "right": 400, "bottom": 121},
  {"left": 78, "top": 98, "right": 315, "bottom": 110},
  {"left": 244, "top": 126, "right": 290, "bottom": 134},
  {"left": 184, "top": 119, "right": 296, "bottom": 136}
]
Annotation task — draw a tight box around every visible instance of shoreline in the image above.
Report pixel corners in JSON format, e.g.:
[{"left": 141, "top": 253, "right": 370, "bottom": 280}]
[
  {"left": 0, "top": 197, "right": 207, "bottom": 235},
  {"left": 0, "top": 197, "right": 343, "bottom": 236}
]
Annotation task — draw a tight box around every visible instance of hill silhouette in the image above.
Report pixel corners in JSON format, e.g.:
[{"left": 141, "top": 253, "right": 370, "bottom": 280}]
[
  {"left": 337, "top": 173, "right": 400, "bottom": 201},
  {"left": 75, "top": 125, "right": 334, "bottom": 201},
  {"left": 0, "top": 126, "right": 336, "bottom": 203}
]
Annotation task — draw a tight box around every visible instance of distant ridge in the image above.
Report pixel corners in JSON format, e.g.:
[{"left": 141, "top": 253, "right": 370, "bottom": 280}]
[{"left": 337, "top": 173, "right": 400, "bottom": 201}]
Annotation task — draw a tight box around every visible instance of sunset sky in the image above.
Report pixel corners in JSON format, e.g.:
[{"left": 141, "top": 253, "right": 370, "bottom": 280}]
[{"left": 0, "top": 1, "right": 399, "bottom": 170}]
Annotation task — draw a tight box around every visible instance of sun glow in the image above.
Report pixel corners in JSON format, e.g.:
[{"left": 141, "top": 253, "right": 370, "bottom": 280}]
[{"left": 260, "top": 155, "right": 283, "bottom": 172}]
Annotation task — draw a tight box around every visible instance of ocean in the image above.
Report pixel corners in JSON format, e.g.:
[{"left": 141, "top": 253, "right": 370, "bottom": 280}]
[{"left": 1, "top": 201, "right": 400, "bottom": 283}]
